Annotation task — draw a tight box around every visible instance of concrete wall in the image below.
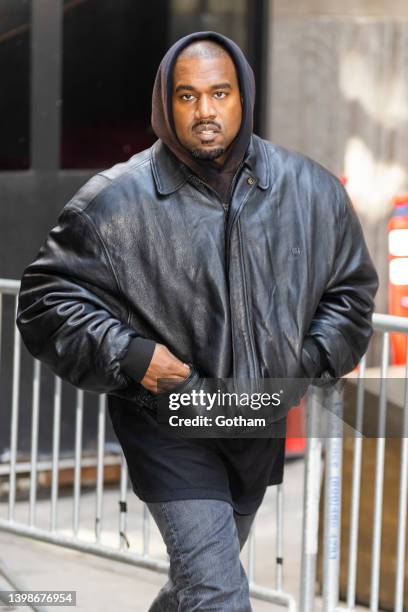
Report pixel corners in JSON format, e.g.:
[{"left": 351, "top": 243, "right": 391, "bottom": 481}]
[{"left": 266, "top": 1, "right": 408, "bottom": 322}]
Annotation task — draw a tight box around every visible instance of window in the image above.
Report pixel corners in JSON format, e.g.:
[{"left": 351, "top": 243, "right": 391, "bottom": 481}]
[
  {"left": 61, "top": 0, "right": 168, "bottom": 168},
  {"left": 0, "top": 0, "right": 30, "bottom": 170}
]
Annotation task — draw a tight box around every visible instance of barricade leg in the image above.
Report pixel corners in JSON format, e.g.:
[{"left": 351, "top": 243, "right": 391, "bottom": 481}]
[
  {"left": 394, "top": 344, "right": 408, "bottom": 611},
  {"left": 299, "top": 387, "right": 323, "bottom": 612},
  {"left": 322, "top": 384, "right": 343, "bottom": 612}
]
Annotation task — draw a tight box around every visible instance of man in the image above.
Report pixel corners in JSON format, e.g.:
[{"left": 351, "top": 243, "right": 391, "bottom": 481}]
[{"left": 17, "top": 31, "right": 378, "bottom": 611}]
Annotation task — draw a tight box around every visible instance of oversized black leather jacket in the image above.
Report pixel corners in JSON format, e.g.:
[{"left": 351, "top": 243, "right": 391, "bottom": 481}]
[{"left": 16, "top": 135, "right": 379, "bottom": 423}]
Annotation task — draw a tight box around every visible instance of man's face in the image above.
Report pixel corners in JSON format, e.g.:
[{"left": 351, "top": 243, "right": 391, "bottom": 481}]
[{"left": 172, "top": 51, "right": 242, "bottom": 163}]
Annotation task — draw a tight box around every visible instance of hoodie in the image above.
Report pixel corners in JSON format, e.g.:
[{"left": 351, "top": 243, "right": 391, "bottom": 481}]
[{"left": 151, "top": 30, "right": 256, "bottom": 203}]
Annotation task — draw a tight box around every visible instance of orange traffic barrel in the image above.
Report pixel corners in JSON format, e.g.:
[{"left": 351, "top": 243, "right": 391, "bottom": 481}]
[
  {"left": 388, "top": 194, "right": 408, "bottom": 364},
  {"left": 285, "top": 399, "right": 306, "bottom": 458}
]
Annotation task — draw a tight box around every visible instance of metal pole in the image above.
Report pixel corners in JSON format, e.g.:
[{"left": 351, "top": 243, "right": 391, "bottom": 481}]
[
  {"left": 31, "top": 0, "right": 62, "bottom": 170},
  {"left": 322, "top": 384, "right": 343, "bottom": 612},
  {"left": 29, "top": 360, "right": 41, "bottom": 527},
  {"left": 370, "top": 332, "right": 389, "bottom": 612},
  {"left": 95, "top": 394, "right": 106, "bottom": 543},
  {"left": 394, "top": 344, "right": 408, "bottom": 612},
  {"left": 9, "top": 300, "right": 22, "bottom": 521},
  {"left": 0, "top": 294, "right": 2, "bottom": 376},
  {"left": 119, "top": 453, "right": 129, "bottom": 550},
  {"left": 275, "top": 483, "right": 284, "bottom": 590},
  {"left": 142, "top": 504, "right": 150, "bottom": 557},
  {"left": 73, "top": 389, "right": 84, "bottom": 536},
  {"left": 346, "top": 355, "right": 366, "bottom": 609},
  {"left": 299, "top": 387, "right": 324, "bottom": 612},
  {"left": 372, "top": 313, "right": 408, "bottom": 334},
  {"left": 50, "top": 376, "right": 62, "bottom": 532}
]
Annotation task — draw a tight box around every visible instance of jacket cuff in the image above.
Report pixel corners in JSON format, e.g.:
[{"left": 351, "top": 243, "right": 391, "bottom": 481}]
[
  {"left": 121, "top": 337, "right": 156, "bottom": 382},
  {"left": 302, "top": 336, "right": 330, "bottom": 378}
]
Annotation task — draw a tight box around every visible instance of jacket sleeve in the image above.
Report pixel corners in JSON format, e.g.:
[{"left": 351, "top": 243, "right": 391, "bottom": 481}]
[
  {"left": 16, "top": 204, "right": 145, "bottom": 395},
  {"left": 305, "top": 184, "right": 379, "bottom": 380}
]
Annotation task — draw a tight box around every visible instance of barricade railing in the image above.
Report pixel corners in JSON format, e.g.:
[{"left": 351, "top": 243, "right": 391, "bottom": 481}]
[
  {"left": 1, "top": 278, "right": 407, "bottom": 611},
  {"left": 300, "top": 314, "right": 408, "bottom": 612},
  {"left": 0, "top": 279, "right": 296, "bottom": 611}
]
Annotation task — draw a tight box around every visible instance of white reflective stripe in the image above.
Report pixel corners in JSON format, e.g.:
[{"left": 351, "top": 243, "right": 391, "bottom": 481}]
[
  {"left": 390, "top": 258, "right": 408, "bottom": 285},
  {"left": 389, "top": 229, "right": 408, "bottom": 256}
]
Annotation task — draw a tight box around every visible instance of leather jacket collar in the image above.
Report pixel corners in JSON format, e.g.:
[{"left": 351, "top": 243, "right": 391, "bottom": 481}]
[{"left": 151, "top": 134, "right": 270, "bottom": 196}]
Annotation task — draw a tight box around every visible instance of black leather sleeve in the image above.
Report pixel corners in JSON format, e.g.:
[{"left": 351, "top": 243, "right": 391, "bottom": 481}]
[
  {"left": 307, "top": 185, "right": 379, "bottom": 379},
  {"left": 16, "top": 205, "right": 140, "bottom": 394}
]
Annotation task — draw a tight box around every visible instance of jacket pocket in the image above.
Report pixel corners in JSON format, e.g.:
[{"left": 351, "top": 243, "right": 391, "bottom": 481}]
[{"left": 155, "top": 365, "right": 199, "bottom": 397}]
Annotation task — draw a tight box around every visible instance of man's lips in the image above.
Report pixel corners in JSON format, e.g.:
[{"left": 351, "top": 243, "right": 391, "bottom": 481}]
[
  {"left": 193, "top": 124, "right": 221, "bottom": 142},
  {"left": 193, "top": 124, "right": 221, "bottom": 135}
]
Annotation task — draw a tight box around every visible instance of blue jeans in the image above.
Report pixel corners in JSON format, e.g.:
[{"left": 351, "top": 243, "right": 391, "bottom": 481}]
[{"left": 146, "top": 499, "right": 256, "bottom": 611}]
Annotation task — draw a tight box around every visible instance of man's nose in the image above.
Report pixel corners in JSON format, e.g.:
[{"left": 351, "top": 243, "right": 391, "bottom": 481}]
[{"left": 195, "top": 94, "right": 216, "bottom": 120}]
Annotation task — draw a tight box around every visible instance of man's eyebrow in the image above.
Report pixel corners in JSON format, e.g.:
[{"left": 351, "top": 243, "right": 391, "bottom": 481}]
[
  {"left": 174, "top": 82, "right": 232, "bottom": 93},
  {"left": 211, "top": 82, "right": 232, "bottom": 90},
  {"left": 175, "top": 84, "right": 194, "bottom": 93}
]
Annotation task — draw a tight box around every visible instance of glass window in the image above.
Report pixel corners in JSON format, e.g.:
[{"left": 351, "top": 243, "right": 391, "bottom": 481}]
[
  {"left": 0, "top": 0, "right": 30, "bottom": 170},
  {"left": 61, "top": 0, "right": 168, "bottom": 169}
]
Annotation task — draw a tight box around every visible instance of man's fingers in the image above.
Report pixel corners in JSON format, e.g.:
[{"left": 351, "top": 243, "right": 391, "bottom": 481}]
[
  {"left": 140, "top": 348, "right": 192, "bottom": 393},
  {"left": 182, "top": 362, "right": 191, "bottom": 375}
]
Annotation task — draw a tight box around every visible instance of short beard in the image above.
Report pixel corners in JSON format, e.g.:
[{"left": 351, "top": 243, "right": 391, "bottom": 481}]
[{"left": 190, "top": 147, "right": 225, "bottom": 161}]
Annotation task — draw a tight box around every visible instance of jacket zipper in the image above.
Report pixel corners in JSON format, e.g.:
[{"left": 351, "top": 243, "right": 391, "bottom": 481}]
[
  {"left": 237, "top": 219, "right": 260, "bottom": 384},
  {"left": 224, "top": 160, "right": 244, "bottom": 265},
  {"left": 187, "top": 165, "right": 254, "bottom": 382},
  {"left": 222, "top": 161, "right": 245, "bottom": 380},
  {"left": 224, "top": 169, "right": 260, "bottom": 383}
]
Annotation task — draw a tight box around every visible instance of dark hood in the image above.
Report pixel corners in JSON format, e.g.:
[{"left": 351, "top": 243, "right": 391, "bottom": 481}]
[{"left": 151, "top": 31, "right": 256, "bottom": 202}]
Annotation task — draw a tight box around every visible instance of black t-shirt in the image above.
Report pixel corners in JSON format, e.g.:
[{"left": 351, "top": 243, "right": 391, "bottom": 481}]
[{"left": 108, "top": 396, "right": 287, "bottom": 515}]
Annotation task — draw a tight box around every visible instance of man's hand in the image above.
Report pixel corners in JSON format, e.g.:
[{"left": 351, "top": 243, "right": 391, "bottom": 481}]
[{"left": 140, "top": 344, "right": 191, "bottom": 394}]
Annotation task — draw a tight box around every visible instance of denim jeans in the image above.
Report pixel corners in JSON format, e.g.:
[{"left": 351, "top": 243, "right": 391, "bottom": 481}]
[{"left": 146, "top": 499, "right": 257, "bottom": 611}]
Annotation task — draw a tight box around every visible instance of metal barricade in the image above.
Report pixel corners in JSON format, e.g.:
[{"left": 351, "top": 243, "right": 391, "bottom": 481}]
[
  {"left": 0, "top": 280, "right": 296, "bottom": 611},
  {"left": 299, "top": 314, "right": 408, "bottom": 612},
  {"left": 1, "top": 278, "right": 408, "bottom": 611}
]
